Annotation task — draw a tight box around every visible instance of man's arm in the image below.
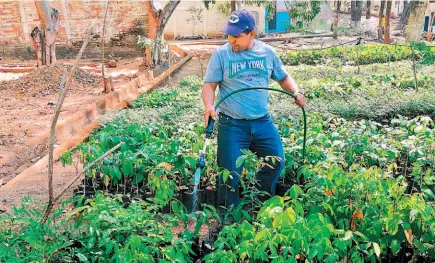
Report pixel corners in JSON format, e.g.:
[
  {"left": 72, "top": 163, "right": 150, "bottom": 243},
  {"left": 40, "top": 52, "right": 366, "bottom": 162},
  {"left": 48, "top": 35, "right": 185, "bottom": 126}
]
[
  {"left": 278, "top": 75, "right": 306, "bottom": 107},
  {"left": 202, "top": 82, "right": 218, "bottom": 126}
]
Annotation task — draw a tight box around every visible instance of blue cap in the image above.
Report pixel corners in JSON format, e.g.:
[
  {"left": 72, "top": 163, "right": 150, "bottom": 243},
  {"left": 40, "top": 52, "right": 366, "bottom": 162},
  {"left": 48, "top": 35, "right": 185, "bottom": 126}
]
[{"left": 222, "top": 9, "right": 256, "bottom": 36}]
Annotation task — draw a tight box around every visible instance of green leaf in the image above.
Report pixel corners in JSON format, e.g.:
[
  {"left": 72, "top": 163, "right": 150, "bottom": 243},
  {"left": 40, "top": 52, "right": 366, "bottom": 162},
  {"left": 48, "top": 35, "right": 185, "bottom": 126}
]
[
  {"left": 289, "top": 184, "right": 304, "bottom": 199},
  {"left": 76, "top": 253, "right": 89, "bottom": 263},
  {"left": 241, "top": 210, "right": 252, "bottom": 222},
  {"left": 414, "top": 125, "right": 425, "bottom": 133},
  {"left": 121, "top": 159, "right": 134, "bottom": 176},
  {"left": 342, "top": 230, "right": 353, "bottom": 241},
  {"left": 273, "top": 207, "right": 296, "bottom": 228},
  {"left": 391, "top": 239, "right": 401, "bottom": 254},
  {"left": 235, "top": 156, "right": 245, "bottom": 168},
  {"left": 308, "top": 245, "right": 318, "bottom": 260},
  {"left": 113, "top": 166, "right": 122, "bottom": 179},
  {"left": 386, "top": 217, "right": 399, "bottom": 235}
]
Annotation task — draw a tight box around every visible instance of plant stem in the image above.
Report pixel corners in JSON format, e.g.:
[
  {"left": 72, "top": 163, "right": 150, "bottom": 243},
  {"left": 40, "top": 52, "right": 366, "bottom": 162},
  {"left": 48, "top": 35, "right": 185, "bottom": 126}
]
[{"left": 411, "top": 45, "right": 418, "bottom": 92}]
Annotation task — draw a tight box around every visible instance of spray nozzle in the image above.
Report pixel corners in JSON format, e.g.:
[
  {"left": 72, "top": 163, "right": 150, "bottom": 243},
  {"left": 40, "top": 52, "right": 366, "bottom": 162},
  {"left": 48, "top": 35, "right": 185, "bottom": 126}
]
[{"left": 196, "top": 153, "right": 206, "bottom": 169}]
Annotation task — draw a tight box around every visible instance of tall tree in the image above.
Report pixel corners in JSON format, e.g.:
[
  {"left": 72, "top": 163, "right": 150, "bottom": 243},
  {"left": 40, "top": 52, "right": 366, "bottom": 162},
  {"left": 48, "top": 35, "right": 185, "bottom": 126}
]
[
  {"left": 366, "top": 0, "right": 371, "bottom": 19},
  {"left": 384, "top": 0, "right": 392, "bottom": 43},
  {"left": 405, "top": 0, "right": 428, "bottom": 42},
  {"left": 378, "top": 0, "right": 385, "bottom": 40},
  {"left": 31, "top": 0, "right": 60, "bottom": 67},
  {"left": 143, "top": 0, "right": 180, "bottom": 67},
  {"left": 231, "top": 0, "right": 236, "bottom": 12},
  {"left": 333, "top": 0, "right": 341, "bottom": 39},
  {"left": 351, "top": 0, "right": 356, "bottom": 22},
  {"left": 285, "top": 0, "right": 321, "bottom": 29},
  {"left": 395, "top": 0, "right": 417, "bottom": 31},
  {"left": 351, "top": 0, "right": 362, "bottom": 27},
  {"left": 428, "top": 12, "right": 435, "bottom": 41}
]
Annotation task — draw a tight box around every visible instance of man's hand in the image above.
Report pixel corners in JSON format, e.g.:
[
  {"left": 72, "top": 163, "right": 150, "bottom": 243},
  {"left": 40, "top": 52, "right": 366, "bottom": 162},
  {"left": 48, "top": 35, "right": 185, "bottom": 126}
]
[
  {"left": 204, "top": 104, "right": 217, "bottom": 126},
  {"left": 294, "top": 92, "right": 305, "bottom": 107}
]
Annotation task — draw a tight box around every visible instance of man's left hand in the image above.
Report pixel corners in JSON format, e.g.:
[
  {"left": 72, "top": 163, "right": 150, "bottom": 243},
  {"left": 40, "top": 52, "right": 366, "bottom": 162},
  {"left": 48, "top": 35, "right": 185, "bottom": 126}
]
[{"left": 294, "top": 92, "right": 305, "bottom": 107}]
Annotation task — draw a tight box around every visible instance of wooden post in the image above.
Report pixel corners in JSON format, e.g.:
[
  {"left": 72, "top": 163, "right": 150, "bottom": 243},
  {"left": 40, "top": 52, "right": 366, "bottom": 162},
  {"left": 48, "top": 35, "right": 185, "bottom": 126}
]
[
  {"left": 384, "top": 0, "right": 392, "bottom": 43},
  {"left": 333, "top": 0, "right": 341, "bottom": 39},
  {"left": 411, "top": 45, "right": 418, "bottom": 92},
  {"left": 378, "top": 0, "right": 385, "bottom": 40},
  {"left": 356, "top": 45, "right": 360, "bottom": 74},
  {"left": 366, "top": 0, "right": 371, "bottom": 19}
]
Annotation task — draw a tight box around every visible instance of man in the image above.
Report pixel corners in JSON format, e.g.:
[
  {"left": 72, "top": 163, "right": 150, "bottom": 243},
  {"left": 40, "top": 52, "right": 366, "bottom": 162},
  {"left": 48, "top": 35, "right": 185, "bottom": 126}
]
[{"left": 202, "top": 9, "right": 305, "bottom": 215}]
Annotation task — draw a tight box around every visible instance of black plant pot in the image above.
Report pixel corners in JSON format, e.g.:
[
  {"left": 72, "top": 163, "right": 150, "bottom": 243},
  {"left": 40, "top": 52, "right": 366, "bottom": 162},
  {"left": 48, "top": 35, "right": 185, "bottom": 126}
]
[
  {"left": 142, "top": 191, "right": 154, "bottom": 200},
  {"left": 182, "top": 190, "right": 205, "bottom": 212},
  {"left": 205, "top": 187, "right": 217, "bottom": 208},
  {"left": 81, "top": 178, "right": 93, "bottom": 187},
  {"left": 73, "top": 189, "right": 96, "bottom": 198},
  {"left": 121, "top": 195, "right": 132, "bottom": 208},
  {"left": 160, "top": 203, "right": 171, "bottom": 214},
  {"left": 276, "top": 183, "right": 292, "bottom": 196}
]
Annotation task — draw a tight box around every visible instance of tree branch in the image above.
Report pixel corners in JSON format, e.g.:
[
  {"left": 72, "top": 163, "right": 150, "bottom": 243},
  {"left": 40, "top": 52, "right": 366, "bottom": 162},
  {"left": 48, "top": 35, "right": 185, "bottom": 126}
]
[
  {"left": 160, "top": 0, "right": 181, "bottom": 27},
  {"left": 41, "top": 27, "right": 97, "bottom": 223}
]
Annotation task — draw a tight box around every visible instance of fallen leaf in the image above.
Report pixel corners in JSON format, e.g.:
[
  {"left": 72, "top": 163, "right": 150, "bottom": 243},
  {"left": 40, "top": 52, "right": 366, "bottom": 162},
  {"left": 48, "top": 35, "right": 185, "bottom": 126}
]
[
  {"left": 404, "top": 228, "right": 413, "bottom": 245},
  {"left": 157, "top": 162, "right": 172, "bottom": 171}
]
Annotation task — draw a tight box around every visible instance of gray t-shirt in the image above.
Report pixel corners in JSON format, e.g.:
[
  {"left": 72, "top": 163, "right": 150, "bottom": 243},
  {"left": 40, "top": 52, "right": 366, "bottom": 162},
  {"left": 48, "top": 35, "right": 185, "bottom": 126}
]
[{"left": 204, "top": 39, "right": 288, "bottom": 120}]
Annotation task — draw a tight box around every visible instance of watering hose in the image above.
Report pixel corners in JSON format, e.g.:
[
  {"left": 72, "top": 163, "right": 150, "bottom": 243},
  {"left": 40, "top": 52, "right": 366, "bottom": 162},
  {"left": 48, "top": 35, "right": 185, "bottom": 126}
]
[{"left": 198, "top": 87, "right": 307, "bottom": 169}]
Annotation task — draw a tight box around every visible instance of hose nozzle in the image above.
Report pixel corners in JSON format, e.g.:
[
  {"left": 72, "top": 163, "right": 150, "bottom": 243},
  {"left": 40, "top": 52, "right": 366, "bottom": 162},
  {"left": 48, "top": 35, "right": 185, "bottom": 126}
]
[{"left": 196, "top": 153, "right": 206, "bottom": 169}]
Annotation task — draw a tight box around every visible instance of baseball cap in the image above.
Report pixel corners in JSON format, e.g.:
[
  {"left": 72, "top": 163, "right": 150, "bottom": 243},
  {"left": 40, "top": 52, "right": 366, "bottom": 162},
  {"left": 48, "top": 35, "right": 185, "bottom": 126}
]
[{"left": 222, "top": 9, "right": 256, "bottom": 36}]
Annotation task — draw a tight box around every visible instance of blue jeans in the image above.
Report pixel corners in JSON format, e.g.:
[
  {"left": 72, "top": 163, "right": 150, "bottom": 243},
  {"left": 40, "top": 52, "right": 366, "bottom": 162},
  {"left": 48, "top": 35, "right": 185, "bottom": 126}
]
[{"left": 217, "top": 113, "right": 285, "bottom": 210}]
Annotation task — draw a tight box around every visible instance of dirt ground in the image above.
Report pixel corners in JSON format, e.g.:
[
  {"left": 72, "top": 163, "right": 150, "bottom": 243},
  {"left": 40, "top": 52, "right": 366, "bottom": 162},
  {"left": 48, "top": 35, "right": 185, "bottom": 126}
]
[
  {"left": 0, "top": 58, "right": 144, "bottom": 187},
  {"left": 0, "top": 55, "right": 207, "bottom": 212}
]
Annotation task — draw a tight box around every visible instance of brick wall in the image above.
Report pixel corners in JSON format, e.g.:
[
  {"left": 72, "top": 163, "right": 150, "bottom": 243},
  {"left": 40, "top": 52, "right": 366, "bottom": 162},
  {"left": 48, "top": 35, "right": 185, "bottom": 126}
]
[
  {"left": 0, "top": 1, "right": 25, "bottom": 44},
  {"left": 0, "top": 0, "right": 149, "bottom": 47}
]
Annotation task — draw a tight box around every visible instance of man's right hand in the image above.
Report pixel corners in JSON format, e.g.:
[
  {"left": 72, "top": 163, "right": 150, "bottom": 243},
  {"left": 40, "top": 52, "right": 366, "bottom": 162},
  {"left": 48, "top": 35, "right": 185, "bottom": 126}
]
[{"left": 204, "top": 104, "right": 217, "bottom": 127}]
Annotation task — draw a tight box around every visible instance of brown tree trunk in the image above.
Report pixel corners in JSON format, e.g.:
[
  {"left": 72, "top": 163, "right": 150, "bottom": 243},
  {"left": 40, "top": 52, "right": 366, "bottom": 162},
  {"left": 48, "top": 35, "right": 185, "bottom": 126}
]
[
  {"left": 366, "top": 0, "right": 371, "bottom": 19},
  {"left": 231, "top": 0, "right": 236, "bottom": 12},
  {"left": 333, "top": 0, "right": 341, "bottom": 39},
  {"left": 351, "top": 0, "right": 362, "bottom": 27},
  {"left": 378, "top": 0, "right": 385, "bottom": 40},
  {"left": 355, "top": 0, "right": 362, "bottom": 28},
  {"left": 33, "top": 0, "right": 59, "bottom": 67},
  {"left": 351, "top": 0, "right": 356, "bottom": 23},
  {"left": 384, "top": 0, "right": 392, "bottom": 43},
  {"left": 143, "top": 1, "right": 159, "bottom": 68},
  {"left": 405, "top": 0, "right": 428, "bottom": 42},
  {"left": 143, "top": 0, "right": 180, "bottom": 67},
  {"left": 396, "top": 0, "right": 416, "bottom": 31},
  {"left": 427, "top": 12, "right": 434, "bottom": 41}
]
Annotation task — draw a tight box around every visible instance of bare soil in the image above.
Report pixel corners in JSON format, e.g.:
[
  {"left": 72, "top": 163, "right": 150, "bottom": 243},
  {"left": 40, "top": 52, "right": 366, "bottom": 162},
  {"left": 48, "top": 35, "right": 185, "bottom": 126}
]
[
  {"left": 0, "top": 56, "right": 149, "bottom": 188},
  {"left": 0, "top": 65, "right": 104, "bottom": 186},
  {"left": 0, "top": 55, "right": 205, "bottom": 212}
]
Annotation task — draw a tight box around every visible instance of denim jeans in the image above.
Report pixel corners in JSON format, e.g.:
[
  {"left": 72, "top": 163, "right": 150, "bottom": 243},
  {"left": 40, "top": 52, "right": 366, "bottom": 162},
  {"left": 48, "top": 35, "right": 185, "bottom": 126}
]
[{"left": 217, "top": 113, "right": 285, "bottom": 211}]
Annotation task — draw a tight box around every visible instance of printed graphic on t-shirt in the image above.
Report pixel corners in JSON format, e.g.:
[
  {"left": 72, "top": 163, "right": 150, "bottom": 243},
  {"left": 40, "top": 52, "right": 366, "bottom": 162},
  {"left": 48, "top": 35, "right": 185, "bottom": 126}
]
[{"left": 228, "top": 57, "right": 268, "bottom": 79}]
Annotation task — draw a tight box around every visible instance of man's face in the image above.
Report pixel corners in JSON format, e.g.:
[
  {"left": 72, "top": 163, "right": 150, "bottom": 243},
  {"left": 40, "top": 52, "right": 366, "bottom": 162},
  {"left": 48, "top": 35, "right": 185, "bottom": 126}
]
[{"left": 228, "top": 31, "right": 255, "bottom": 52}]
